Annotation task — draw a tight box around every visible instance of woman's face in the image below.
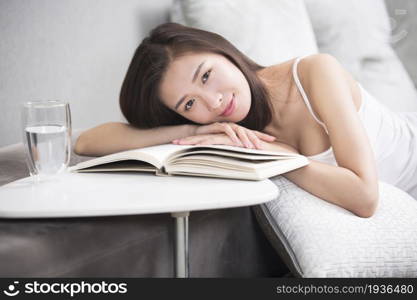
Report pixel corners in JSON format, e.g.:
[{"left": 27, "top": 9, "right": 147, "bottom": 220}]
[{"left": 159, "top": 52, "right": 252, "bottom": 124}]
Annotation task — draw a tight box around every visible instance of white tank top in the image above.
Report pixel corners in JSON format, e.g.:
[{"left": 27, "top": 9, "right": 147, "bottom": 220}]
[{"left": 292, "top": 55, "right": 417, "bottom": 199}]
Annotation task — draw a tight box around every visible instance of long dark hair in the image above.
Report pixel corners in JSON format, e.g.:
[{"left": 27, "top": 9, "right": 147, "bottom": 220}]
[{"left": 120, "top": 22, "right": 273, "bottom": 131}]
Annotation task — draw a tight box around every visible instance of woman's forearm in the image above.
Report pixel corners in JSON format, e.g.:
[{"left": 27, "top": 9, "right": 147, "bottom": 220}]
[
  {"left": 283, "top": 160, "right": 378, "bottom": 218},
  {"left": 74, "top": 122, "right": 197, "bottom": 157},
  {"left": 260, "top": 140, "right": 378, "bottom": 217}
]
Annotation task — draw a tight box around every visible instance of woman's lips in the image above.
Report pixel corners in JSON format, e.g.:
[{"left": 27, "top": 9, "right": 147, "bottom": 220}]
[{"left": 220, "top": 94, "right": 236, "bottom": 117}]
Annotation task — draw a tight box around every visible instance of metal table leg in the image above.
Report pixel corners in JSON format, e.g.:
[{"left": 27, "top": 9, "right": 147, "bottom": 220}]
[{"left": 171, "top": 211, "right": 190, "bottom": 278}]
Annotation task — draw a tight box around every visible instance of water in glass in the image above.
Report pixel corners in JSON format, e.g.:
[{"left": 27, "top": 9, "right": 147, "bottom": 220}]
[{"left": 21, "top": 100, "right": 71, "bottom": 180}]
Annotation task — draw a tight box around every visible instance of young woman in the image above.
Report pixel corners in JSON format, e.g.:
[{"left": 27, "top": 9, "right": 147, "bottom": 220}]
[{"left": 75, "top": 23, "right": 417, "bottom": 218}]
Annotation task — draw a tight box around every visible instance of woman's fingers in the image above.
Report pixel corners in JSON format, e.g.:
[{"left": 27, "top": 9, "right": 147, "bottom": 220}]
[
  {"left": 223, "top": 123, "right": 257, "bottom": 149},
  {"left": 221, "top": 123, "right": 243, "bottom": 147},
  {"left": 173, "top": 135, "right": 205, "bottom": 144},
  {"left": 197, "top": 137, "right": 232, "bottom": 146},
  {"left": 254, "top": 131, "right": 276, "bottom": 141},
  {"left": 226, "top": 123, "right": 275, "bottom": 143},
  {"left": 246, "top": 130, "right": 263, "bottom": 150},
  {"left": 202, "top": 122, "right": 243, "bottom": 147},
  {"left": 195, "top": 122, "right": 226, "bottom": 135},
  {"left": 195, "top": 122, "right": 276, "bottom": 143},
  {"left": 181, "top": 122, "right": 276, "bottom": 149},
  {"left": 173, "top": 133, "right": 235, "bottom": 147},
  {"left": 235, "top": 127, "right": 255, "bottom": 149}
]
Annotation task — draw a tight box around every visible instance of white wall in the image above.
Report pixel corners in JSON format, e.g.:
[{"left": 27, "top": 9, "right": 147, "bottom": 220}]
[{"left": 0, "top": 0, "right": 172, "bottom": 147}]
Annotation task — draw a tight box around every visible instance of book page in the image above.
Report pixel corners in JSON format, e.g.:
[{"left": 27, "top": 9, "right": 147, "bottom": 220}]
[
  {"left": 136, "top": 144, "right": 195, "bottom": 164},
  {"left": 166, "top": 144, "right": 301, "bottom": 166},
  {"left": 74, "top": 160, "right": 156, "bottom": 173},
  {"left": 166, "top": 156, "right": 308, "bottom": 181},
  {"left": 168, "top": 149, "right": 292, "bottom": 163},
  {"left": 166, "top": 154, "right": 309, "bottom": 180},
  {"left": 179, "top": 144, "right": 298, "bottom": 156},
  {"left": 72, "top": 143, "right": 303, "bottom": 173},
  {"left": 72, "top": 144, "right": 195, "bottom": 170}
]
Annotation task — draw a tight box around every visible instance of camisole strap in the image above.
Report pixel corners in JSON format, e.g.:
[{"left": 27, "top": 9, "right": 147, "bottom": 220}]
[{"left": 292, "top": 55, "right": 329, "bottom": 134}]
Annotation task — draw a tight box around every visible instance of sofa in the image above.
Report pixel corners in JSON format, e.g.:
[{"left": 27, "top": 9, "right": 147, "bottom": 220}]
[{"left": 1, "top": 0, "right": 417, "bottom": 277}]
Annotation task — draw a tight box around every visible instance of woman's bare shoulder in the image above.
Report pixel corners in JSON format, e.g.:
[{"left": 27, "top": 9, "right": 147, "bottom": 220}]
[
  {"left": 295, "top": 54, "right": 370, "bottom": 119},
  {"left": 261, "top": 54, "right": 335, "bottom": 82},
  {"left": 297, "top": 53, "right": 361, "bottom": 110},
  {"left": 297, "top": 53, "right": 340, "bottom": 78}
]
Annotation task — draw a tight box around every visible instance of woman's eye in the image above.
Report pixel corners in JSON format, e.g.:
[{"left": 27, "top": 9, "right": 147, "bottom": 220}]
[
  {"left": 202, "top": 70, "right": 211, "bottom": 84},
  {"left": 184, "top": 98, "right": 195, "bottom": 111}
]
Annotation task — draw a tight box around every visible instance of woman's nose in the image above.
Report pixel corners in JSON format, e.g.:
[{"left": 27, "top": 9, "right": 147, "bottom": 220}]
[{"left": 205, "top": 93, "right": 223, "bottom": 110}]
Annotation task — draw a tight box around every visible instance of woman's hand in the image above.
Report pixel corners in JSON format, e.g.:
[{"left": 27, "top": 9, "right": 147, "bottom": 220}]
[
  {"left": 257, "top": 140, "right": 300, "bottom": 154},
  {"left": 172, "top": 133, "right": 245, "bottom": 148},
  {"left": 174, "top": 122, "right": 276, "bottom": 149},
  {"left": 172, "top": 132, "right": 299, "bottom": 153}
]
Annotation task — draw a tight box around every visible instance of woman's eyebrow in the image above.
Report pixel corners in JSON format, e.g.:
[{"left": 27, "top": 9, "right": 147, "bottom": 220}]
[
  {"left": 175, "top": 60, "right": 206, "bottom": 111},
  {"left": 192, "top": 61, "right": 205, "bottom": 83}
]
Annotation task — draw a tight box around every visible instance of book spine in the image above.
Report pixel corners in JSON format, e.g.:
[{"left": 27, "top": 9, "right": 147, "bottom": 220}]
[{"left": 155, "top": 167, "right": 173, "bottom": 177}]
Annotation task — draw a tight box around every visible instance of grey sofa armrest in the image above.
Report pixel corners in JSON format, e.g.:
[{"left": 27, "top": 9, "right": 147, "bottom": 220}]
[{"left": 0, "top": 130, "right": 287, "bottom": 277}]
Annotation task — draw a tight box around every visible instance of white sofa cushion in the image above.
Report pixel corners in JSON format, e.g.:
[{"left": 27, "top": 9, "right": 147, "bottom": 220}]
[
  {"left": 255, "top": 176, "right": 417, "bottom": 277},
  {"left": 170, "top": 0, "right": 318, "bottom": 66},
  {"left": 304, "top": 0, "right": 417, "bottom": 112}
]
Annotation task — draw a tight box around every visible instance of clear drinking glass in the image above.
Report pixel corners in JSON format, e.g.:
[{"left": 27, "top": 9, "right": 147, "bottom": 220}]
[{"left": 21, "top": 100, "right": 72, "bottom": 181}]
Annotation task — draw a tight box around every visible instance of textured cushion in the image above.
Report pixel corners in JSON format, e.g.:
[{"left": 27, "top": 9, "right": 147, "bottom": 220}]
[
  {"left": 254, "top": 176, "right": 417, "bottom": 277},
  {"left": 170, "top": 0, "right": 318, "bottom": 65},
  {"left": 304, "top": 0, "right": 417, "bottom": 112}
]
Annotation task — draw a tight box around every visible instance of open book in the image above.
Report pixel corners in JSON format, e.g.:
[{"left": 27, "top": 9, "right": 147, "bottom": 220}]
[{"left": 70, "top": 144, "right": 309, "bottom": 181}]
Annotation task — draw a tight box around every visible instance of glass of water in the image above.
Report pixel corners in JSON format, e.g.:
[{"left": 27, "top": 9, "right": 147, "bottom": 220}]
[{"left": 21, "top": 100, "right": 72, "bottom": 181}]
